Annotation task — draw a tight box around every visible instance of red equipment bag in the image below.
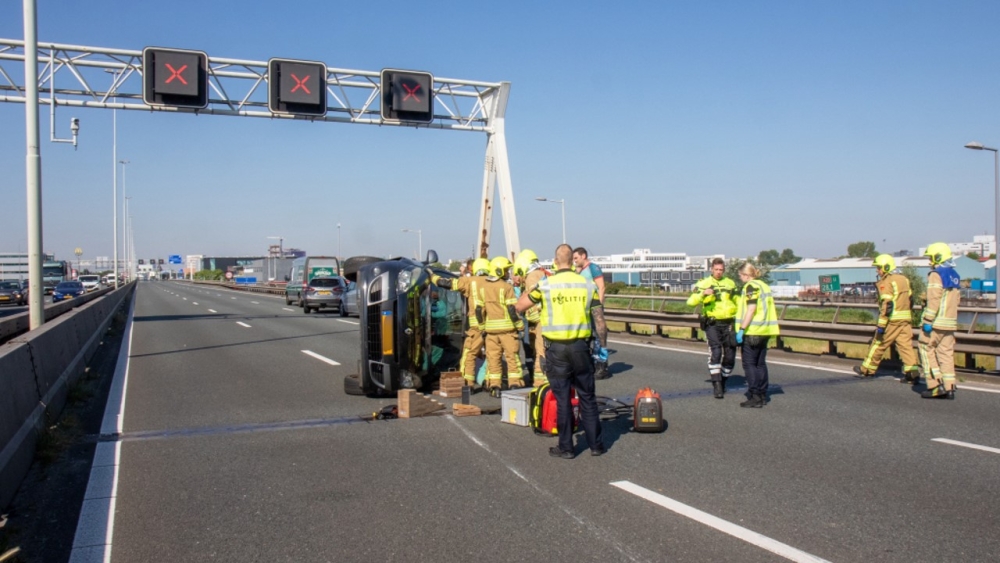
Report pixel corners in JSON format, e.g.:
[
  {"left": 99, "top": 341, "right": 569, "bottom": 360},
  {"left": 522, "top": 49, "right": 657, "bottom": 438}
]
[{"left": 530, "top": 382, "right": 579, "bottom": 436}]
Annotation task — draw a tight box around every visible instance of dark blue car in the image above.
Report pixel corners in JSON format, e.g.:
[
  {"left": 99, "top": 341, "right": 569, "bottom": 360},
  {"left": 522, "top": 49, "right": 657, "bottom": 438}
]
[{"left": 52, "top": 281, "right": 86, "bottom": 302}]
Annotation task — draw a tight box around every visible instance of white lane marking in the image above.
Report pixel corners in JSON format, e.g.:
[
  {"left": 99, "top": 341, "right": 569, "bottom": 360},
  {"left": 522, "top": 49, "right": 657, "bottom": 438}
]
[
  {"left": 955, "top": 384, "right": 1000, "bottom": 394},
  {"left": 208, "top": 309, "right": 217, "bottom": 313},
  {"left": 337, "top": 319, "right": 359, "bottom": 325},
  {"left": 231, "top": 297, "right": 236, "bottom": 300},
  {"left": 932, "top": 438, "right": 1000, "bottom": 455},
  {"left": 449, "top": 420, "right": 644, "bottom": 562},
  {"left": 282, "top": 307, "right": 295, "bottom": 312},
  {"left": 251, "top": 301, "right": 259, "bottom": 304},
  {"left": 611, "top": 481, "right": 831, "bottom": 563},
  {"left": 193, "top": 302, "right": 198, "bottom": 305},
  {"left": 236, "top": 322, "right": 252, "bottom": 328},
  {"left": 71, "top": 286, "right": 137, "bottom": 561},
  {"left": 182, "top": 297, "right": 187, "bottom": 301},
  {"left": 301, "top": 350, "right": 341, "bottom": 366}
]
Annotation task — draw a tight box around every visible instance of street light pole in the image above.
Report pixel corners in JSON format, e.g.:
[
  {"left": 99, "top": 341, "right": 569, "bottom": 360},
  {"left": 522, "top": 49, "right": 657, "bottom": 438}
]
[
  {"left": 965, "top": 141, "right": 1000, "bottom": 369},
  {"left": 338, "top": 223, "right": 342, "bottom": 265},
  {"left": 107, "top": 68, "right": 120, "bottom": 289},
  {"left": 119, "top": 159, "right": 129, "bottom": 281},
  {"left": 267, "top": 236, "right": 283, "bottom": 281},
  {"left": 24, "top": 0, "right": 44, "bottom": 329},
  {"left": 535, "top": 197, "right": 566, "bottom": 244}
]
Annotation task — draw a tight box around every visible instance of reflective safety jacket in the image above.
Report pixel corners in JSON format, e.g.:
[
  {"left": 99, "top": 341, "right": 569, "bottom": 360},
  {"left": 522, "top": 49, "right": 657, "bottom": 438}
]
[
  {"left": 481, "top": 278, "right": 522, "bottom": 333},
  {"left": 432, "top": 274, "right": 486, "bottom": 329},
  {"left": 923, "top": 269, "right": 960, "bottom": 331},
  {"left": 735, "top": 279, "right": 780, "bottom": 336},
  {"left": 686, "top": 276, "right": 737, "bottom": 320},
  {"left": 529, "top": 269, "right": 599, "bottom": 341},
  {"left": 875, "top": 272, "right": 912, "bottom": 327},
  {"left": 521, "top": 267, "right": 547, "bottom": 324}
]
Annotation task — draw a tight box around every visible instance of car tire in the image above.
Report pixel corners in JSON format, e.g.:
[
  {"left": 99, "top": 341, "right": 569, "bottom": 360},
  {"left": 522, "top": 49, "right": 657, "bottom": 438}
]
[
  {"left": 303, "top": 305, "right": 312, "bottom": 314},
  {"left": 344, "top": 374, "right": 366, "bottom": 396}
]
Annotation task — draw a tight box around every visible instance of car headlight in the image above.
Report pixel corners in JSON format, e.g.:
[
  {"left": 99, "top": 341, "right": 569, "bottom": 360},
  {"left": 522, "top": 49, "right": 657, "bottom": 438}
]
[{"left": 397, "top": 267, "right": 422, "bottom": 293}]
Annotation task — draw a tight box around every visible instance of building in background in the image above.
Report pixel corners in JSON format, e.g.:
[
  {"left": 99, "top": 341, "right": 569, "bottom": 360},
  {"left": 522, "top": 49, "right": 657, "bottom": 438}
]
[
  {"left": 538, "top": 249, "right": 721, "bottom": 292},
  {"left": 0, "top": 253, "right": 29, "bottom": 280},
  {"left": 919, "top": 235, "right": 995, "bottom": 258},
  {"left": 771, "top": 255, "right": 987, "bottom": 290}
]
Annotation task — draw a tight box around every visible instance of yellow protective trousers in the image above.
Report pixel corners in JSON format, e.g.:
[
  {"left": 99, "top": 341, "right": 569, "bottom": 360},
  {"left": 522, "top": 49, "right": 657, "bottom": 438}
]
[
  {"left": 529, "top": 322, "right": 547, "bottom": 386},
  {"left": 860, "top": 321, "right": 919, "bottom": 375},
  {"left": 485, "top": 331, "right": 523, "bottom": 388},
  {"left": 459, "top": 328, "right": 484, "bottom": 382},
  {"left": 919, "top": 330, "right": 956, "bottom": 391}
]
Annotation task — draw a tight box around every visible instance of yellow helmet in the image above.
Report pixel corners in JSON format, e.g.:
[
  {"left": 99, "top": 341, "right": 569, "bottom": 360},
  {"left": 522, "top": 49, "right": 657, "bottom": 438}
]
[
  {"left": 511, "top": 258, "right": 527, "bottom": 277},
  {"left": 924, "top": 242, "right": 952, "bottom": 266},
  {"left": 872, "top": 254, "right": 895, "bottom": 275},
  {"left": 517, "top": 249, "right": 538, "bottom": 266},
  {"left": 471, "top": 258, "right": 491, "bottom": 276},
  {"left": 489, "top": 256, "right": 512, "bottom": 278}
]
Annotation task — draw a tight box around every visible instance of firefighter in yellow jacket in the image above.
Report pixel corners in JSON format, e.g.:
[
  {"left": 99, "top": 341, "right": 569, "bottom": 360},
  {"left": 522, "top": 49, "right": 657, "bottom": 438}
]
[
  {"left": 513, "top": 249, "right": 548, "bottom": 386},
  {"left": 919, "top": 243, "right": 961, "bottom": 399},
  {"left": 853, "top": 255, "right": 921, "bottom": 381},
  {"left": 687, "top": 257, "right": 738, "bottom": 399},
  {"left": 482, "top": 257, "right": 524, "bottom": 391},
  {"left": 429, "top": 258, "right": 490, "bottom": 386}
]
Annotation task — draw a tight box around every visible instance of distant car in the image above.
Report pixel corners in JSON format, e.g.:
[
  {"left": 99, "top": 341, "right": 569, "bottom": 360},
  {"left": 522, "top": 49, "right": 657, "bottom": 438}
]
[
  {"left": 302, "top": 277, "right": 346, "bottom": 314},
  {"left": 52, "top": 281, "right": 86, "bottom": 302},
  {"left": 78, "top": 274, "right": 101, "bottom": 292},
  {"left": 0, "top": 280, "right": 27, "bottom": 306},
  {"left": 340, "top": 280, "right": 359, "bottom": 317}
]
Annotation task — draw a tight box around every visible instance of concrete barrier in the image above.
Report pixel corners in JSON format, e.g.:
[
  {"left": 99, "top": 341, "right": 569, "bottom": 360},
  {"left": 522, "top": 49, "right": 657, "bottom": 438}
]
[
  {"left": 0, "top": 286, "right": 113, "bottom": 345},
  {"left": 0, "top": 284, "right": 132, "bottom": 510}
]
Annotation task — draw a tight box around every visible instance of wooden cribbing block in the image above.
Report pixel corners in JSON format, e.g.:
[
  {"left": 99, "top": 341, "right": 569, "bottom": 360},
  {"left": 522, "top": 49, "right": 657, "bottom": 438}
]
[
  {"left": 452, "top": 404, "right": 481, "bottom": 417},
  {"left": 397, "top": 389, "right": 445, "bottom": 418}
]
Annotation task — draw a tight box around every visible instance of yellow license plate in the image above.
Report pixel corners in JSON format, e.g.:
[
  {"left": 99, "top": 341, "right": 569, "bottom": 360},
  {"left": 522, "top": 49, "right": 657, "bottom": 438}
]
[
  {"left": 318, "top": 291, "right": 331, "bottom": 295},
  {"left": 0, "top": 297, "right": 9, "bottom": 301}
]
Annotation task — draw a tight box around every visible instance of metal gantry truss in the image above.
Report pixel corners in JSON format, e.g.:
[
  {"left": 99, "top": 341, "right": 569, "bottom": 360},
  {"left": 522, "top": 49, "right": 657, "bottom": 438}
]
[{"left": 0, "top": 38, "right": 520, "bottom": 258}]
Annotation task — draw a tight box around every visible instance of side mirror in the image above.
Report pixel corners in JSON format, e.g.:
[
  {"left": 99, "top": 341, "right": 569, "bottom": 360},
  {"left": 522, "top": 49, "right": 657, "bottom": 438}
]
[{"left": 424, "top": 250, "right": 439, "bottom": 265}]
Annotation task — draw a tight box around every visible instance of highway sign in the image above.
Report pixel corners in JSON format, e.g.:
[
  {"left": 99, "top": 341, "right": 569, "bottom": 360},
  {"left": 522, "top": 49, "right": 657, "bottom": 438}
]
[
  {"left": 268, "top": 58, "right": 327, "bottom": 116},
  {"left": 142, "top": 47, "right": 209, "bottom": 109},
  {"left": 819, "top": 274, "right": 841, "bottom": 293},
  {"left": 169, "top": 255, "right": 182, "bottom": 264},
  {"left": 225, "top": 271, "right": 233, "bottom": 280},
  {"left": 380, "top": 69, "right": 434, "bottom": 123}
]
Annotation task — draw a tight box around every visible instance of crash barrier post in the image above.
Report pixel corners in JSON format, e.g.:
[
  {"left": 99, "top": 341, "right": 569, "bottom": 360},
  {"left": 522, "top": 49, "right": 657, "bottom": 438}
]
[{"left": 0, "top": 283, "right": 134, "bottom": 510}]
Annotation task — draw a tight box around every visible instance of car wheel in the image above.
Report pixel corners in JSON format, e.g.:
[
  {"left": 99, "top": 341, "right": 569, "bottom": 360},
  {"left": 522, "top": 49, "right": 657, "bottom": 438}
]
[
  {"left": 344, "top": 374, "right": 366, "bottom": 396},
  {"left": 303, "top": 305, "right": 311, "bottom": 314}
]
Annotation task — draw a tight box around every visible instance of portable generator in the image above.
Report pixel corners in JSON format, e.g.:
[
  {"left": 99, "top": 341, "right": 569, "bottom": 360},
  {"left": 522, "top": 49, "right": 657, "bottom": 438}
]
[{"left": 633, "top": 387, "right": 664, "bottom": 433}]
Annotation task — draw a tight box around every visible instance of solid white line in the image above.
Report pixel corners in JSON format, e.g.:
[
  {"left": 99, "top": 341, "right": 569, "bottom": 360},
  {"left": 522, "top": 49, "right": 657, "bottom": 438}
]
[
  {"left": 236, "top": 322, "right": 252, "bottom": 328},
  {"left": 611, "top": 481, "right": 831, "bottom": 563},
  {"left": 301, "top": 350, "right": 341, "bottom": 366},
  {"left": 932, "top": 438, "right": 1000, "bottom": 455},
  {"left": 208, "top": 309, "right": 217, "bottom": 313},
  {"left": 282, "top": 307, "right": 295, "bottom": 312},
  {"left": 337, "top": 319, "right": 359, "bottom": 325},
  {"left": 612, "top": 338, "right": 849, "bottom": 375},
  {"left": 251, "top": 301, "right": 259, "bottom": 304}
]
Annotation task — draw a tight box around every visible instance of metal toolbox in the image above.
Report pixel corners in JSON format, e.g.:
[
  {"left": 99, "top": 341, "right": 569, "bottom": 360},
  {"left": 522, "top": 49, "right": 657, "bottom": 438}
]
[{"left": 500, "top": 388, "right": 533, "bottom": 426}]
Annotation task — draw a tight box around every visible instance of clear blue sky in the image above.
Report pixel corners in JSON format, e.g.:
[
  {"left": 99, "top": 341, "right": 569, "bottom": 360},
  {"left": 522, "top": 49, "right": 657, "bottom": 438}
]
[{"left": 2, "top": 1, "right": 1000, "bottom": 267}]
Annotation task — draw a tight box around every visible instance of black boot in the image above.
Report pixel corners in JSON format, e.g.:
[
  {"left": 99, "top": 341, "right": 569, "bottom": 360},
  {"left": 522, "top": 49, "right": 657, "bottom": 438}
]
[
  {"left": 712, "top": 381, "right": 723, "bottom": 399},
  {"left": 740, "top": 393, "right": 762, "bottom": 408},
  {"left": 921, "top": 385, "right": 949, "bottom": 399}
]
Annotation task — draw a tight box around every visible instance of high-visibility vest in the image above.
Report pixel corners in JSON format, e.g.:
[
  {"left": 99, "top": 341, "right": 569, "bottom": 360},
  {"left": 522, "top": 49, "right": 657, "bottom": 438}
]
[
  {"left": 533, "top": 270, "right": 597, "bottom": 341},
  {"left": 924, "top": 269, "right": 959, "bottom": 331},
  {"left": 686, "top": 276, "right": 737, "bottom": 319},
  {"left": 735, "top": 279, "right": 779, "bottom": 336}
]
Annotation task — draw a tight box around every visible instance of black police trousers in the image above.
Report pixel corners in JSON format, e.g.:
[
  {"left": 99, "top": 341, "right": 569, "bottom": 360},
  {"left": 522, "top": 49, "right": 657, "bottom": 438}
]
[
  {"left": 705, "top": 320, "right": 736, "bottom": 380},
  {"left": 741, "top": 335, "right": 771, "bottom": 396},
  {"left": 545, "top": 339, "right": 603, "bottom": 454}
]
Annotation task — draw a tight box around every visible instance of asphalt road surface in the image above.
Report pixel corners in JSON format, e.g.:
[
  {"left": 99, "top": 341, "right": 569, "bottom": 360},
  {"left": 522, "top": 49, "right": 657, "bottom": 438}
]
[{"left": 74, "top": 281, "right": 1000, "bottom": 562}]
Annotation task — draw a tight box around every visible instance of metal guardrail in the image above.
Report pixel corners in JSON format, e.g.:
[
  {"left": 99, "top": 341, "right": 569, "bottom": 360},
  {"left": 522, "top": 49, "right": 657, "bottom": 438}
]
[
  {"left": 602, "top": 295, "right": 1000, "bottom": 363},
  {"left": 181, "top": 279, "right": 286, "bottom": 295}
]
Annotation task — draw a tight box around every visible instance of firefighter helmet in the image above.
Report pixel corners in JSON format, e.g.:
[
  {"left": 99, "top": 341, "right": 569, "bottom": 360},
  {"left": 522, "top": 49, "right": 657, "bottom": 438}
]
[
  {"left": 489, "top": 256, "right": 513, "bottom": 278},
  {"left": 923, "top": 242, "right": 952, "bottom": 266},
  {"left": 472, "top": 258, "right": 491, "bottom": 276},
  {"left": 517, "top": 249, "right": 538, "bottom": 266},
  {"left": 872, "top": 254, "right": 895, "bottom": 275}
]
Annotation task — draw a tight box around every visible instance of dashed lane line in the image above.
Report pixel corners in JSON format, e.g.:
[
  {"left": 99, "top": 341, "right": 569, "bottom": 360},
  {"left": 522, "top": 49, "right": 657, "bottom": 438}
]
[
  {"left": 611, "top": 481, "right": 831, "bottom": 563},
  {"left": 337, "top": 319, "right": 359, "bottom": 325},
  {"left": 932, "top": 438, "right": 1000, "bottom": 455},
  {"left": 236, "top": 322, "right": 252, "bottom": 328},
  {"left": 251, "top": 301, "right": 259, "bottom": 304},
  {"left": 282, "top": 308, "right": 295, "bottom": 312},
  {"left": 193, "top": 302, "right": 198, "bottom": 305},
  {"left": 301, "top": 350, "right": 341, "bottom": 366},
  {"left": 208, "top": 309, "right": 217, "bottom": 313}
]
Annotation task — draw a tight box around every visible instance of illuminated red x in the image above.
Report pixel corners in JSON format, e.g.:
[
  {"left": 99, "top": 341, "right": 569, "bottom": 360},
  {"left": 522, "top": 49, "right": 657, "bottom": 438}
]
[
  {"left": 164, "top": 63, "right": 188, "bottom": 85},
  {"left": 402, "top": 83, "right": 421, "bottom": 102},
  {"left": 290, "top": 74, "right": 311, "bottom": 94}
]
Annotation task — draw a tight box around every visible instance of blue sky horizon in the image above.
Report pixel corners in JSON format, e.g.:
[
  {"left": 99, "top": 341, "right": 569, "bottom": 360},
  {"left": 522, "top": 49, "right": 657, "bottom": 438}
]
[{"left": 2, "top": 1, "right": 999, "bottom": 266}]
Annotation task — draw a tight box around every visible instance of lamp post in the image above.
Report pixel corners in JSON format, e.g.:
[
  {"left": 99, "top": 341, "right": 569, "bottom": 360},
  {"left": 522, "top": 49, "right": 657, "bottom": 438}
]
[
  {"left": 965, "top": 141, "right": 1000, "bottom": 366},
  {"left": 402, "top": 229, "right": 422, "bottom": 259},
  {"left": 535, "top": 197, "right": 566, "bottom": 244},
  {"left": 338, "top": 223, "right": 342, "bottom": 265},
  {"left": 107, "top": 68, "right": 120, "bottom": 289},
  {"left": 119, "top": 159, "right": 129, "bottom": 281}
]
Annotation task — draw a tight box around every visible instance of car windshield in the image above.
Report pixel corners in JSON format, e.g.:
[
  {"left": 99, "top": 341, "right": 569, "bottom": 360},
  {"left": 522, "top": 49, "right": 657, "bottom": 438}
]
[
  {"left": 79, "top": 276, "right": 99, "bottom": 282},
  {"left": 56, "top": 282, "right": 83, "bottom": 291},
  {"left": 310, "top": 278, "right": 341, "bottom": 288},
  {"left": 0, "top": 281, "right": 19, "bottom": 290}
]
